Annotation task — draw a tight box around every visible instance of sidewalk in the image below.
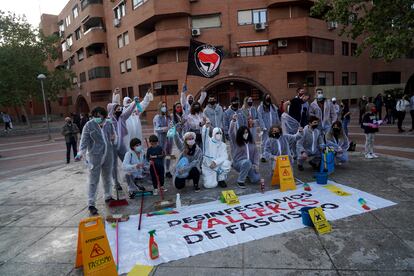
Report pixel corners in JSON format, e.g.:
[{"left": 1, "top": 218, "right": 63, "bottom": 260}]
[{"left": 0, "top": 151, "right": 413, "bottom": 275}]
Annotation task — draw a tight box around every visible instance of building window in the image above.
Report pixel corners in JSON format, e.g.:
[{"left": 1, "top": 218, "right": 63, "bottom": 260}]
[
  {"left": 350, "top": 72, "right": 357, "bottom": 85},
  {"left": 133, "top": 0, "right": 148, "bottom": 10},
  {"left": 127, "top": 86, "right": 133, "bottom": 98},
  {"left": 67, "top": 35, "right": 73, "bottom": 47},
  {"left": 58, "top": 22, "right": 65, "bottom": 36},
  {"left": 79, "top": 72, "right": 86, "bottom": 83},
  {"left": 239, "top": 46, "right": 267, "bottom": 57},
  {"left": 90, "top": 90, "right": 111, "bottom": 103},
  {"left": 372, "top": 71, "right": 401, "bottom": 85},
  {"left": 77, "top": 48, "right": 85, "bottom": 61},
  {"left": 72, "top": 5, "right": 79, "bottom": 19},
  {"left": 88, "top": 67, "right": 111, "bottom": 80},
  {"left": 153, "top": 81, "right": 179, "bottom": 96},
  {"left": 117, "top": 32, "right": 129, "bottom": 48},
  {"left": 238, "top": 9, "right": 267, "bottom": 25},
  {"left": 342, "top": 72, "right": 349, "bottom": 85},
  {"left": 312, "top": 38, "right": 334, "bottom": 55},
  {"left": 72, "top": 76, "right": 78, "bottom": 85},
  {"left": 126, "top": 59, "right": 132, "bottom": 72},
  {"left": 75, "top": 28, "right": 82, "bottom": 40},
  {"left": 318, "top": 71, "right": 334, "bottom": 86},
  {"left": 61, "top": 41, "right": 67, "bottom": 52},
  {"left": 65, "top": 15, "right": 71, "bottom": 27},
  {"left": 114, "top": 1, "right": 126, "bottom": 19},
  {"left": 342, "top": 42, "right": 349, "bottom": 56},
  {"left": 351, "top": 43, "right": 357, "bottom": 56},
  {"left": 192, "top": 14, "right": 221, "bottom": 29},
  {"left": 120, "top": 61, "right": 126, "bottom": 73}
]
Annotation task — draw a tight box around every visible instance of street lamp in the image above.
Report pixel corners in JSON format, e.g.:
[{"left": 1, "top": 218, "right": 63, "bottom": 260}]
[{"left": 37, "top": 74, "right": 52, "bottom": 141}]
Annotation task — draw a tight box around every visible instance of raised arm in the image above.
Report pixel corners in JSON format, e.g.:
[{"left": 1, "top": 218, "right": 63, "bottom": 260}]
[
  {"left": 173, "top": 131, "right": 184, "bottom": 151},
  {"left": 198, "top": 88, "right": 207, "bottom": 105}
]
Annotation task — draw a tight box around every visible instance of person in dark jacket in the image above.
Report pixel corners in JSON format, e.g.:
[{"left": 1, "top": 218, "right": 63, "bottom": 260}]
[
  {"left": 374, "top": 93, "right": 383, "bottom": 120},
  {"left": 79, "top": 113, "right": 89, "bottom": 133},
  {"left": 61, "top": 117, "right": 80, "bottom": 164},
  {"left": 361, "top": 103, "right": 380, "bottom": 159}
]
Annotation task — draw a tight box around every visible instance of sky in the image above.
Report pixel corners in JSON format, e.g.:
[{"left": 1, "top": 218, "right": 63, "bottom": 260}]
[{"left": 2, "top": 0, "right": 68, "bottom": 28}]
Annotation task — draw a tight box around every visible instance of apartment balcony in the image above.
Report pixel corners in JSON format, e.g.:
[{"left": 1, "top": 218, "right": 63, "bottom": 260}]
[
  {"left": 135, "top": 28, "right": 190, "bottom": 57},
  {"left": 82, "top": 27, "right": 107, "bottom": 45},
  {"left": 268, "top": 0, "right": 313, "bottom": 8},
  {"left": 132, "top": 0, "right": 190, "bottom": 27},
  {"left": 268, "top": 17, "right": 336, "bottom": 40},
  {"left": 137, "top": 62, "right": 187, "bottom": 82}
]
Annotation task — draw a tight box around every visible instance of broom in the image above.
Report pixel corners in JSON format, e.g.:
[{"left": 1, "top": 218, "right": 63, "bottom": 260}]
[
  {"left": 106, "top": 214, "right": 130, "bottom": 272},
  {"left": 109, "top": 184, "right": 129, "bottom": 207}
]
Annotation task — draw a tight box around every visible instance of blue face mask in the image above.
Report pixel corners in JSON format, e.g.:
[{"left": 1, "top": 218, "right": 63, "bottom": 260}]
[
  {"left": 94, "top": 117, "right": 103, "bottom": 124},
  {"left": 134, "top": 145, "right": 143, "bottom": 152}
]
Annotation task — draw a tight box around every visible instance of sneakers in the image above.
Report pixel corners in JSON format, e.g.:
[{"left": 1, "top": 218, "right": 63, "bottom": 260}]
[
  {"left": 371, "top": 153, "right": 379, "bottom": 158},
  {"left": 165, "top": 172, "right": 173, "bottom": 178},
  {"left": 365, "top": 153, "right": 374, "bottom": 159},
  {"left": 88, "top": 206, "right": 98, "bottom": 216},
  {"left": 298, "top": 165, "right": 304, "bottom": 171},
  {"left": 194, "top": 185, "right": 201, "bottom": 192},
  {"left": 218, "top": 180, "right": 227, "bottom": 188},
  {"left": 161, "top": 186, "right": 168, "bottom": 192},
  {"left": 237, "top": 182, "right": 246, "bottom": 189}
]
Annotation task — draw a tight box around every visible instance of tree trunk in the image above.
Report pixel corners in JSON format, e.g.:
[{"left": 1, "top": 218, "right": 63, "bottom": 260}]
[
  {"left": 13, "top": 106, "right": 21, "bottom": 123},
  {"left": 21, "top": 105, "right": 31, "bottom": 128}
]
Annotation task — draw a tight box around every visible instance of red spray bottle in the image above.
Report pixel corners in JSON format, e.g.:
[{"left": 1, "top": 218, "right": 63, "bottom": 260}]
[{"left": 148, "top": 230, "right": 159, "bottom": 260}]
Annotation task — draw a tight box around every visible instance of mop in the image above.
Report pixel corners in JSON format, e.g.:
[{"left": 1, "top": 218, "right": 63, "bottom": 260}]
[
  {"left": 106, "top": 214, "right": 129, "bottom": 272},
  {"left": 109, "top": 186, "right": 129, "bottom": 207}
]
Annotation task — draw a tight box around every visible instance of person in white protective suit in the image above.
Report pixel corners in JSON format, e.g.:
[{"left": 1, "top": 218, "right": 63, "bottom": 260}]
[
  {"left": 180, "top": 83, "right": 207, "bottom": 116},
  {"left": 201, "top": 120, "right": 231, "bottom": 188},
  {"left": 75, "top": 106, "right": 115, "bottom": 216},
  {"left": 123, "top": 89, "right": 153, "bottom": 144}
]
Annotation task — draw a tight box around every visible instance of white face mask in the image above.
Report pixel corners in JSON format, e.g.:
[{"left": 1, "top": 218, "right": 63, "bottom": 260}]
[
  {"left": 186, "top": 139, "right": 195, "bottom": 146},
  {"left": 134, "top": 146, "right": 142, "bottom": 152},
  {"left": 214, "top": 133, "right": 222, "bottom": 141},
  {"left": 161, "top": 107, "right": 167, "bottom": 113},
  {"left": 243, "top": 133, "right": 249, "bottom": 140}
]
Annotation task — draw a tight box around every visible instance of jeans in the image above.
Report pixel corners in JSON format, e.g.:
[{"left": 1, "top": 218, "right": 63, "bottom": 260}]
[
  {"left": 233, "top": 159, "right": 260, "bottom": 184},
  {"left": 396, "top": 111, "right": 406, "bottom": 131},
  {"left": 150, "top": 162, "right": 165, "bottom": 189},
  {"left": 342, "top": 117, "right": 350, "bottom": 137},
  {"left": 365, "top": 133, "right": 375, "bottom": 154},
  {"left": 175, "top": 167, "right": 200, "bottom": 189},
  {"left": 66, "top": 138, "right": 77, "bottom": 163}
]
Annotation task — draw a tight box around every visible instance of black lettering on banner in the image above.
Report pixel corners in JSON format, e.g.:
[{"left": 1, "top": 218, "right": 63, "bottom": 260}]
[
  {"left": 226, "top": 224, "right": 239, "bottom": 234},
  {"left": 264, "top": 200, "right": 276, "bottom": 206},
  {"left": 268, "top": 215, "right": 285, "bottom": 223},
  {"left": 168, "top": 220, "right": 181, "bottom": 227},
  {"left": 223, "top": 208, "right": 234, "bottom": 215},
  {"left": 184, "top": 234, "right": 203, "bottom": 244},
  {"left": 290, "top": 194, "right": 304, "bottom": 200},
  {"left": 204, "top": 230, "right": 221, "bottom": 239},
  {"left": 193, "top": 215, "right": 205, "bottom": 221},
  {"left": 210, "top": 211, "right": 225, "bottom": 218},
  {"left": 281, "top": 214, "right": 292, "bottom": 220},
  {"left": 240, "top": 222, "right": 258, "bottom": 231},
  {"left": 254, "top": 218, "right": 271, "bottom": 227},
  {"left": 274, "top": 197, "right": 293, "bottom": 203},
  {"left": 301, "top": 192, "right": 312, "bottom": 197},
  {"left": 183, "top": 217, "right": 194, "bottom": 224},
  {"left": 321, "top": 203, "right": 339, "bottom": 210},
  {"left": 203, "top": 213, "right": 211, "bottom": 219},
  {"left": 234, "top": 206, "right": 246, "bottom": 212},
  {"left": 255, "top": 202, "right": 265, "bottom": 207},
  {"left": 244, "top": 204, "right": 256, "bottom": 209},
  {"left": 287, "top": 211, "right": 302, "bottom": 218}
]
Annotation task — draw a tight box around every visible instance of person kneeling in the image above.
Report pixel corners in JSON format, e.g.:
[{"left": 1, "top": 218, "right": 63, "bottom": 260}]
[
  {"left": 229, "top": 115, "right": 260, "bottom": 188},
  {"left": 325, "top": 121, "right": 349, "bottom": 165},
  {"left": 296, "top": 116, "right": 325, "bottom": 171},
  {"left": 174, "top": 132, "right": 203, "bottom": 192},
  {"left": 201, "top": 121, "right": 231, "bottom": 188},
  {"left": 122, "top": 138, "right": 149, "bottom": 198}
]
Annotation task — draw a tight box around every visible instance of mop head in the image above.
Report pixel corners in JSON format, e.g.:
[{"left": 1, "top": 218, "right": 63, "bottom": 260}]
[
  {"left": 109, "top": 198, "right": 129, "bottom": 207},
  {"left": 106, "top": 214, "right": 130, "bottom": 223},
  {"left": 154, "top": 199, "right": 175, "bottom": 210}
]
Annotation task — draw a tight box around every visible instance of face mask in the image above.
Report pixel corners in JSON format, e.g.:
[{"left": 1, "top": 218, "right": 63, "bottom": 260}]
[
  {"left": 371, "top": 108, "right": 377, "bottom": 113},
  {"left": 332, "top": 101, "right": 336, "bottom": 104},
  {"left": 94, "top": 117, "right": 103, "bottom": 124},
  {"left": 188, "top": 99, "right": 193, "bottom": 105},
  {"left": 161, "top": 107, "right": 167, "bottom": 113},
  {"left": 214, "top": 133, "right": 222, "bottom": 141},
  {"left": 176, "top": 107, "right": 182, "bottom": 113},
  {"left": 209, "top": 101, "right": 216, "bottom": 106},
  {"left": 194, "top": 106, "right": 200, "bottom": 112},
  {"left": 247, "top": 101, "right": 253, "bottom": 107},
  {"left": 265, "top": 98, "right": 271, "bottom": 103},
  {"left": 243, "top": 133, "right": 249, "bottom": 140},
  {"left": 134, "top": 145, "right": 142, "bottom": 152},
  {"left": 311, "top": 124, "right": 318, "bottom": 129},
  {"left": 186, "top": 139, "right": 195, "bottom": 146},
  {"left": 271, "top": 133, "right": 281, "bottom": 139},
  {"left": 333, "top": 128, "right": 340, "bottom": 134},
  {"left": 231, "top": 103, "right": 239, "bottom": 109},
  {"left": 115, "top": 111, "right": 122, "bottom": 117},
  {"left": 317, "top": 94, "right": 324, "bottom": 101}
]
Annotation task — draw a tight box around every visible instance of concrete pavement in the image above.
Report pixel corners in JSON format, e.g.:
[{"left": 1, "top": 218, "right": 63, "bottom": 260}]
[{"left": 0, "top": 148, "right": 413, "bottom": 275}]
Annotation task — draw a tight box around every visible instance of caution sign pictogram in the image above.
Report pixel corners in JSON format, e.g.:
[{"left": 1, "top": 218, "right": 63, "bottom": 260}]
[
  {"left": 309, "top": 207, "right": 332, "bottom": 234},
  {"left": 90, "top": 243, "right": 105, "bottom": 258},
  {"left": 220, "top": 190, "right": 240, "bottom": 205},
  {"left": 75, "top": 216, "right": 117, "bottom": 276},
  {"left": 271, "top": 155, "right": 296, "bottom": 191}
]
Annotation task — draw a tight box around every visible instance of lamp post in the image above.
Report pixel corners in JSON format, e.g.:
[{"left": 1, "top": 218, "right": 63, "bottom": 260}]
[{"left": 37, "top": 74, "right": 52, "bottom": 141}]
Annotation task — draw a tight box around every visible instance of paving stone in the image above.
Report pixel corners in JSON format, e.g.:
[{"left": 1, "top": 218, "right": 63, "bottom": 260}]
[
  {"left": 244, "top": 268, "right": 339, "bottom": 276},
  {"left": 0, "top": 262, "right": 73, "bottom": 276},
  {"left": 154, "top": 266, "right": 243, "bottom": 276}
]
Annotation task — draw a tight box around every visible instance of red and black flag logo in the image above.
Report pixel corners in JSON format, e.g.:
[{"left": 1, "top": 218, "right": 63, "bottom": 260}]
[{"left": 187, "top": 39, "right": 223, "bottom": 78}]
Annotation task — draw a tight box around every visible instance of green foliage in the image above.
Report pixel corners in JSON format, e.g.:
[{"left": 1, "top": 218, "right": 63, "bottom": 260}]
[
  {"left": 311, "top": 0, "right": 414, "bottom": 62},
  {"left": 0, "top": 11, "right": 73, "bottom": 108}
]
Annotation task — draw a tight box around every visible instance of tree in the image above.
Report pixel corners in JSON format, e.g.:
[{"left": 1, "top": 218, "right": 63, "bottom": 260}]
[
  {"left": 311, "top": 0, "right": 414, "bottom": 62},
  {"left": 0, "top": 11, "right": 74, "bottom": 126}
]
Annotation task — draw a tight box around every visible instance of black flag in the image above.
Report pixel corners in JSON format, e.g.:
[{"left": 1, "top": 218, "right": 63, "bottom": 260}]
[{"left": 186, "top": 39, "right": 223, "bottom": 78}]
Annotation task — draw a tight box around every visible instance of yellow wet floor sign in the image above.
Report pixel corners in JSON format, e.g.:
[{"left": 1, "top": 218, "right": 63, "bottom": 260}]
[
  {"left": 271, "top": 155, "right": 296, "bottom": 191},
  {"left": 308, "top": 207, "right": 332, "bottom": 234},
  {"left": 220, "top": 190, "right": 240, "bottom": 205},
  {"left": 75, "top": 216, "right": 117, "bottom": 276}
]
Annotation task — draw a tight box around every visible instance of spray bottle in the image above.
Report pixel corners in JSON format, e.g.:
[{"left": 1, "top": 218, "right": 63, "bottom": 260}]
[
  {"left": 148, "top": 230, "right": 159, "bottom": 260},
  {"left": 176, "top": 193, "right": 182, "bottom": 210}
]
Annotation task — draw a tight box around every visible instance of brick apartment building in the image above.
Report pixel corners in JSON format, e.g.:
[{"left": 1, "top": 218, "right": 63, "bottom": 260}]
[{"left": 36, "top": 0, "right": 414, "bottom": 119}]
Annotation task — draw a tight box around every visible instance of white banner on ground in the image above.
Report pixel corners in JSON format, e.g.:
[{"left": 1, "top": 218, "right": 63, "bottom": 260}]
[{"left": 106, "top": 181, "right": 396, "bottom": 274}]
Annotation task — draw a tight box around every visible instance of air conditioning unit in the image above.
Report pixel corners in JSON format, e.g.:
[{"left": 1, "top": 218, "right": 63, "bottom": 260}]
[
  {"left": 113, "top": 18, "right": 121, "bottom": 27},
  {"left": 154, "top": 82, "right": 162, "bottom": 90},
  {"left": 191, "top": 28, "right": 201, "bottom": 37},
  {"left": 254, "top": 23, "right": 266, "bottom": 31},
  {"left": 327, "top": 21, "right": 338, "bottom": 30},
  {"left": 277, "top": 39, "right": 288, "bottom": 48}
]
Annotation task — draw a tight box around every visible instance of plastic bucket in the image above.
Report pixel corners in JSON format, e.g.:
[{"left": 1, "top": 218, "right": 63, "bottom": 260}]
[
  {"left": 300, "top": 207, "right": 315, "bottom": 227},
  {"left": 315, "top": 172, "right": 328, "bottom": 184}
]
